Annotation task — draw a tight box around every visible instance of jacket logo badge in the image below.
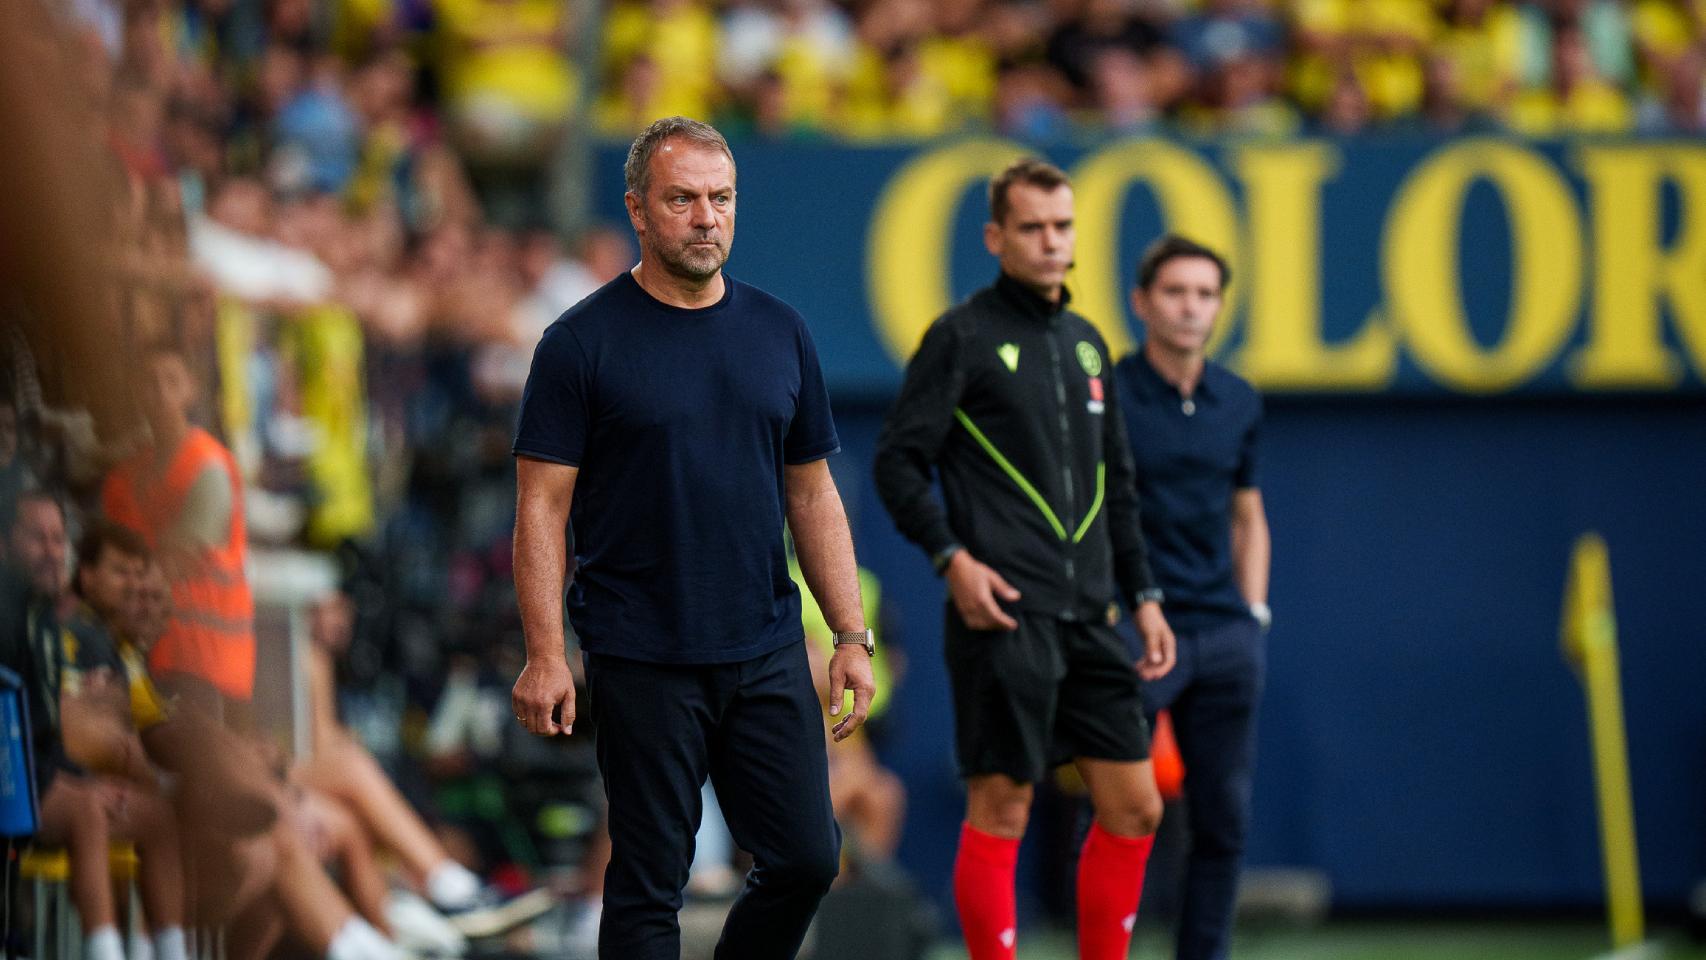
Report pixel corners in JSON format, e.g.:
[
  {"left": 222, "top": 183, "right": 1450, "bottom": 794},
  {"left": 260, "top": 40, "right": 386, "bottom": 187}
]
[
  {"left": 1087, "top": 376, "right": 1105, "bottom": 415},
  {"left": 997, "top": 343, "right": 1020, "bottom": 372},
  {"left": 1076, "top": 341, "right": 1103, "bottom": 376}
]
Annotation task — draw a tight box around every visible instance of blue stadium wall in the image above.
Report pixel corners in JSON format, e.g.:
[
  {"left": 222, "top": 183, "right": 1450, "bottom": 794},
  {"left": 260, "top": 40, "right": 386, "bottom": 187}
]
[{"left": 590, "top": 137, "right": 1706, "bottom": 912}]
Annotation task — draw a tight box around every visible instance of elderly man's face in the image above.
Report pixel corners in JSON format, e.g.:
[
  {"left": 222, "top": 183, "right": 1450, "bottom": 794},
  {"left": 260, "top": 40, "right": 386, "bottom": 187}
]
[{"left": 626, "top": 139, "right": 736, "bottom": 283}]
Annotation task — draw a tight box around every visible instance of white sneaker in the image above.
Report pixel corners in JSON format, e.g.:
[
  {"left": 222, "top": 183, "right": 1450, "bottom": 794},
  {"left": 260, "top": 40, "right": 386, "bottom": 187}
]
[{"left": 386, "top": 891, "right": 469, "bottom": 956}]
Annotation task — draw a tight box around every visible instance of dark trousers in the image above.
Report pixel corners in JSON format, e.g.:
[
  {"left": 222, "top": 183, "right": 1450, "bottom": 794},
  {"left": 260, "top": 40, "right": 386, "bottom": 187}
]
[
  {"left": 1139, "top": 614, "right": 1265, "bottom": 960},
  {"left": 585, "top": 641, "right": 841, "bottom": 960}
]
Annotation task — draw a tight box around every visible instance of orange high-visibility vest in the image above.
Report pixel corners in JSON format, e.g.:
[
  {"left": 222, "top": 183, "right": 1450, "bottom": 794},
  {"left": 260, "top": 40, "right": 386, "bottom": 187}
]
[{"left": 101, "top": 427, "right": 255, "bottom": 700}]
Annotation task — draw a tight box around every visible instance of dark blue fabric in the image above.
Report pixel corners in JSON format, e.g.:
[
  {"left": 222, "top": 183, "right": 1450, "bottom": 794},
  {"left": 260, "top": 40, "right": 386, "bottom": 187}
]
[
  {"left": 1139, "top": 615, "right": 1265, "bottom": 960},
  {"left": 1112, "top": 351, "right": 1260, "bottom": 628},
  {"left": 585, "top": 643, "right": 840, "bottom": 960},
  {"left": 513, "top": 271, "right": 840, "bottom": 664}
]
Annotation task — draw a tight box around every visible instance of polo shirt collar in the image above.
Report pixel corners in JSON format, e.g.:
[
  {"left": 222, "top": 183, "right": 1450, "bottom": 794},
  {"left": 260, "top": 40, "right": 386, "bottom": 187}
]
[{"left": 1133, "top": 344, "right": 1214, "bottom": 400}]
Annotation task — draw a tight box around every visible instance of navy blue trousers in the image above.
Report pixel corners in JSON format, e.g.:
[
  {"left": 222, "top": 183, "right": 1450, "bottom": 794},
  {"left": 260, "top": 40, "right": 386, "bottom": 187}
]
[
  {"left": 1140, "top": 614, "right": 1265, "bottom": 960},
  {"left": 585, "top": 641, "right": 840, "bottom": 960}
]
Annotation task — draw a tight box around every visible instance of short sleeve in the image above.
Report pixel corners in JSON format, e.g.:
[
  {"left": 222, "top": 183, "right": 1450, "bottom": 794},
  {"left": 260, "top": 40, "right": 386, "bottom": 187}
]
[
  {"left": 784, "top": 319, "right": 840, "bottom": 464},
  {"left": 1235, "top": 393, "right": 1262, "bottom": 489},
  {"left": 513, "top": 322, "right": 592, "bottom": 467}
]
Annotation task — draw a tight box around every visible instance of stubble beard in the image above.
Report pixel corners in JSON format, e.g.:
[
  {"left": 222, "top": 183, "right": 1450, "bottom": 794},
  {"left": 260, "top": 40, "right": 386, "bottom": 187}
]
[{"left": 651, "top": 233, "right": 729, "bottom": 282}]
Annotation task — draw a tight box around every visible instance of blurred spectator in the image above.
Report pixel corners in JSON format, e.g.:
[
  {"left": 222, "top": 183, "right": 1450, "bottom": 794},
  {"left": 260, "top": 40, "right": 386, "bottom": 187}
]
[
  {"left": 718, "top": 0, "right": 856, "bottom": 133},
  {"left": 1638, "top": 43, "right": 1706, "bottom": 131},
  {"left": 101, "top": 345, "right": 259, "bottom": 719},
  {"left": 840, "top": 0, "right": 993, "bottom": 138},
  {"left": 1173, "top": 0, "right": 1284, "bottom": 78},
  {"left": 473, "top": 224, "right": 633, "bottom": 404},
  {"left": 994, "top": 62, "right": 1073, "bottom": 141},
  {"left": 431, "top": 3, "right": 561, "bottom": 226},
  {"left": 1047, "top": 0, "right": 1168, "bottom": 93},
  {"left": 1518, "top": 0, "right": 1636, "bottom": 90},
  {"left": 1184, "top": 46, "right": 1300, "bottom": 134},
  {"left": 598, "top": 0, "right": 718, "bottom": 133},
  {"left": 840, "top": 39, "right": 959, "bottom": 138},
  {"left": 916, "top": 0, "right": 999, "bottom": 119},
  {"left": 297, "top": 590, "right": 557, "bottom": 942},
  {"left": 1173, "top": 0, "right": 1295, "bottom": 133},
  {"left": 1418, "top": 52, "right": 1473, "bottom": 132},
  {"left": 1090, "top": 47, "right": 1163, "bottom": 132},
  {"left": 1289, "top": 0, "right": 1435, "bottom": 122},
  {"left": 193, "top": 178, "right": 334, "bottom": 307},
  {"left": 1632, "top": 0, "right": 1706, "bottom": 88},
  {"left": 714, "top": 67, "right": 826, "bottom": 140},
  {"left": 0, "top": 492, "right": 191, "bottom": 960},
  {"left": 273, "top": 55, "right": 364, "bottom": 196},
  {"left": 1317, "top": 64, "right": 1375, "bottom": 133},
  {"left": 1433, "top": 0, "right": 1525, "bottom": 120},
  {"left": 1509, "top": 23, "right": 1635, "bottom": 133}
]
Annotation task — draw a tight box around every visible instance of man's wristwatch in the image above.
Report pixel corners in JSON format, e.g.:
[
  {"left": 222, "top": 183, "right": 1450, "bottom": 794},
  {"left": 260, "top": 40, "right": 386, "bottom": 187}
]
[
  {"left": 931, "top": 544, "right": 963, "bottom": 575},
  {"left": 832, "top": 629, "right": 875, "bottom": 656},
  {"left": 1250, "top": 601, "right": 1273, "bottom": 631},
  {"left": 1133, "top": 588, "right": 1165, "bottom": 607}
]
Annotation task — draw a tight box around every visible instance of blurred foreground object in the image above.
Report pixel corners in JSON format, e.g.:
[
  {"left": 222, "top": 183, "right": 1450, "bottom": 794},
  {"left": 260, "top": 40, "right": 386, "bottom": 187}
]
[{"left": 1561, "top": 532, "right": 1644, "bottom": 950}]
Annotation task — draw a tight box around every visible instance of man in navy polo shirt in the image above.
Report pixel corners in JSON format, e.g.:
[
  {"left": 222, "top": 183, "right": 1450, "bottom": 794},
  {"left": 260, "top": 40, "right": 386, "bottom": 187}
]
[
  {"left": 1113, "top": 235, "right": 1272, "bottom": 960},
  {"left": 509, "top": 117, "right": 876, "bottom": 960}
]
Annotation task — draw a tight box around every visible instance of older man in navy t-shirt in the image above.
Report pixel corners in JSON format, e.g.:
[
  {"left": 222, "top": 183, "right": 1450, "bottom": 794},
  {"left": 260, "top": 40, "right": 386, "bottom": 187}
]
[{"left": 511, "top": 117, "right": 876, "bottom": 960}]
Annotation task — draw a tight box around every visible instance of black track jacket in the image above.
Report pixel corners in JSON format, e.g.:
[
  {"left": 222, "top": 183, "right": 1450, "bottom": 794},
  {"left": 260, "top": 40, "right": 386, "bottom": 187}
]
[{"left": 874, "top": 273, "right": 1159, "bottom": 622}]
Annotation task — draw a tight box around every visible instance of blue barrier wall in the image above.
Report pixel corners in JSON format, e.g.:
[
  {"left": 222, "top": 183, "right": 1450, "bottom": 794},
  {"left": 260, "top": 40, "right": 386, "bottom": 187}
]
[{"left": 590, "top": 138, "right": 1706, "bottom": 911}]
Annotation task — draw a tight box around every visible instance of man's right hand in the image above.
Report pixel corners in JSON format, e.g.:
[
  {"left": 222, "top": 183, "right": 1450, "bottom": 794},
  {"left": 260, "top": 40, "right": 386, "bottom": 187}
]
[
  {"left": 945, "top": 550, "right": 1021, "bottom": 631},
  {"left": 512, "top": 656, "right": 576, "bottom": 736}
]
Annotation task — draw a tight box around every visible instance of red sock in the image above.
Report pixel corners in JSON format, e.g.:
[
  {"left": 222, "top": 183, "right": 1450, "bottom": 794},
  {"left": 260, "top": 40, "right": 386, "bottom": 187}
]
[
  {"left": 1076, "top": 821, "right": 1155, "bottom": 960},
  {"left": 954, "top": 822, "right": 1021, "bottom": 960}
]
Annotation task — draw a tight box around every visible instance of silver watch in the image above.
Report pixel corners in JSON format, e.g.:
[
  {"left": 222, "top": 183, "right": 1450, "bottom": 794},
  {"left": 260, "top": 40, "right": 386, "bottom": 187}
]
[{"left": 832, "top": 629, "right": 875, "bottom": 656}]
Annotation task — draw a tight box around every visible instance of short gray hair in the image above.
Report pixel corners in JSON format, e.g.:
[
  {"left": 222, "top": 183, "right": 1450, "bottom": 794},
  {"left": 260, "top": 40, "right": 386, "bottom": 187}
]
[{"left": 623, "top": 117, "right": 736, "bottom": 199}]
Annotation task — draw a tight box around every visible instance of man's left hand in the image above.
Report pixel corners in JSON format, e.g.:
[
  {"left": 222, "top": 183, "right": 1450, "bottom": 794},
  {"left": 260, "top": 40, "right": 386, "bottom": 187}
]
[
  {"left": 1134, "top": 601, "right": 1176, "bottom": 681},
  {"left": 827, "top": 645, "right": 876, "bottom": 742}
]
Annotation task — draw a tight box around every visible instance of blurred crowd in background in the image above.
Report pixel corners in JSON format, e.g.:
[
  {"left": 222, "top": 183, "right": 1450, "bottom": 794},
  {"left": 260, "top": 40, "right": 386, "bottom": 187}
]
[
  {"left": 599, "top": 0, "right": 1706, "bottom": 139},
  {"left": 65, "top": 0, "right": 1706, "bottom": 189}
]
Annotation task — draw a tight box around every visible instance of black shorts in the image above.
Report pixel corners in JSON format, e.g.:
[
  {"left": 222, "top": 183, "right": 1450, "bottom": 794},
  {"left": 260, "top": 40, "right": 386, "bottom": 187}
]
[{"left": 944, "top": 606, "right": 1150, "bottom": 783}]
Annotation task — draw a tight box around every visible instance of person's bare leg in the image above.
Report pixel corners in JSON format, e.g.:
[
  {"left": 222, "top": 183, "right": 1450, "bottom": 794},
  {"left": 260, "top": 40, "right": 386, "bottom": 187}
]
[
  {"left": 190, "top": 832, "right": 277, "bottom": 930},
  {"left": 844, "top": 768, "right": 907, "bottom": 860},
  {"left": 272, "top": 823, "right": 358, "bottom": 953},
  {"left": 271, "top": 824, "right": 403, "bottom": 960},
  {"left": 298, "top": 737, "right": 452, "bottom": 883},
  {"left": 37, "top": 777, "right": 118, "bottom": 931},
  {"left": 312, "top": 793, "right": 391, "bottom": 934},
  {"left": 226, "top": 894, "right": 286, "bottom": 960},
  {"left": 1073, "top": 757, "right": 1163, "bottom": 960},
  {"left": 107, "top": 781, "right": 188, "bottom": 931}
]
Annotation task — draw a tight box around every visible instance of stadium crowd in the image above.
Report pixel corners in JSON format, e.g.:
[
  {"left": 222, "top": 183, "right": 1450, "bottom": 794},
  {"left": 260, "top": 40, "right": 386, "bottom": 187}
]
[{"left": 599, "top": 0, "right": 1706, "bottom": 138}]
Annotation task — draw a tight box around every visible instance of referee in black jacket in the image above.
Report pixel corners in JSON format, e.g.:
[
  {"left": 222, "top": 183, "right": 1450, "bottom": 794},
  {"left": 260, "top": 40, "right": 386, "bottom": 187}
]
[{"left": 874, "top": 158, "right": 1175, "bottom": 960}]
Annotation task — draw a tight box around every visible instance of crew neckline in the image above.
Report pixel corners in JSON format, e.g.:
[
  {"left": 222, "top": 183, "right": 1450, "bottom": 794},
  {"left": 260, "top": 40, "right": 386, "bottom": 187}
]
[{"left": 623, "top": 268, "right": 736, "bottom": 316}]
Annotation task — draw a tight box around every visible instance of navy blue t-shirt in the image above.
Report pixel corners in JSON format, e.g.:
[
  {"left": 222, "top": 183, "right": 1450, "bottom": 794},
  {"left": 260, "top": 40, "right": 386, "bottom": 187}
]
[
  {"left": 1113, "top": 350, "right": 1261, "bottom": 628},
  {"left": 512, "top": 271, "right": 840, "bottom": 664}
]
